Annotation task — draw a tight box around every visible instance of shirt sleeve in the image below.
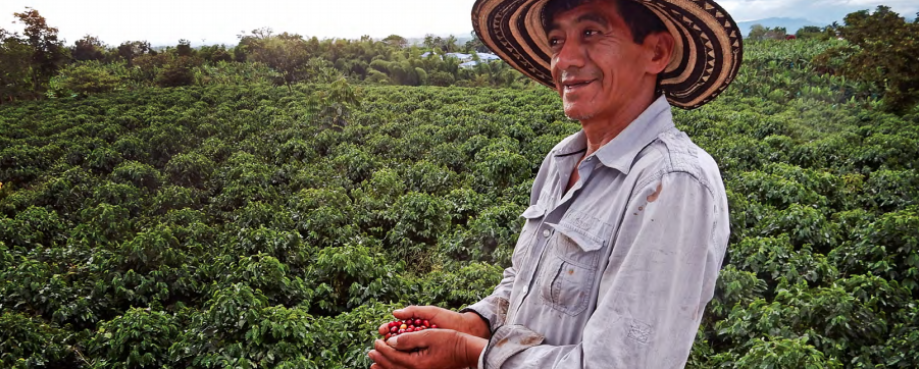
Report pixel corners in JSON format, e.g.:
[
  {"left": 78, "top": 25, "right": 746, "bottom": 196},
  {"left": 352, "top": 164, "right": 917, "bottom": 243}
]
[
  {"left": 478, "top": 171, "right": 728, "bottom": 369},
  {"left": 461, "top": 153, "right": 555, "bottom": 335},
  {"left": 460, "top": 266, "right": 516, "bottom": 334}
]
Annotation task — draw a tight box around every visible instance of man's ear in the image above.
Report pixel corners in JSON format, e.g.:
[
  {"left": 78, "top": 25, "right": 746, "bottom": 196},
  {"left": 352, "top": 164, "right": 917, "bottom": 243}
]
[{"left": 644, "top": 31, "right": 675, "bottom": 75}]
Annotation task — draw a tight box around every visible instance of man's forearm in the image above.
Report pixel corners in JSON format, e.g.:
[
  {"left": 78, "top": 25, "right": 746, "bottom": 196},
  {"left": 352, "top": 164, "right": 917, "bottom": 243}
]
[{"left": 462, "top": 311, "right": 493, "bottom": 339}]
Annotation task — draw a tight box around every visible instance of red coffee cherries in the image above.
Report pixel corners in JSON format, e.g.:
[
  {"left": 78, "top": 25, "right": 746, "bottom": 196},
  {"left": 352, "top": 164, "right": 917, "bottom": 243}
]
[{"left": 382, "top": 318, "right": 437, "bottom": 340}]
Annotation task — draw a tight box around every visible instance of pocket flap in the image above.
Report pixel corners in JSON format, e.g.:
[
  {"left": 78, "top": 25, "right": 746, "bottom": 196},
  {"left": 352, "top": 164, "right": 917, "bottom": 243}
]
[
  {"left": 521, "top": 204, "right": 546, "bottom": 219},
  {"left": 548, "top": 211, "right": 610, "bottom": 252}
]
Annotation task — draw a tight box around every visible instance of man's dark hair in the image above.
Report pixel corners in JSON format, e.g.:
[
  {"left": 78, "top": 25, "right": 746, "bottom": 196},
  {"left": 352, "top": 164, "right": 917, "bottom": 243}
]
[{"left": 542, "top": 0, "right": 668, "bottom": 44}]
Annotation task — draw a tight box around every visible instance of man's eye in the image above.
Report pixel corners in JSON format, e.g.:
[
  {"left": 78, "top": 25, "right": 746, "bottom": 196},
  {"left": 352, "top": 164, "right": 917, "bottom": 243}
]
[
  {"left": 549, "top": 37, "right": 562, "bottom": 46},
  {"left": 584, "top": 30, "right": 598, "bottom": 37}
]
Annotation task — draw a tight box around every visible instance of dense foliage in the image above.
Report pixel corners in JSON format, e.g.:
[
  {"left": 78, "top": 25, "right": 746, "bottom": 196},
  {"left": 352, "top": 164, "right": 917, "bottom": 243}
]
[
  {"left": 3, "top": 6, "right": 918, "bottom": 115},
  {"left": 812, "top": 6, "right": 919, "bottom": 113},
  {"left": 2, "top": 17, "right": 919, "bottom": 369}
]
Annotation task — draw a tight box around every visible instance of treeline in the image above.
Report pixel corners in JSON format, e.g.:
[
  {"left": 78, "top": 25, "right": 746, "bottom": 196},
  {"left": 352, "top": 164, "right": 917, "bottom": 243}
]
[
  {"left": 0, "top": 8, "right": 530, "bottom": 104},
  {"left": 746, "top": 6, "right": 918, "bottom": 113},
  {"left": 746, "top": 25, "right": 838, "bottom": 41},
  {"left": 1, "top": 6, "right": 917, "bottom": 112}
]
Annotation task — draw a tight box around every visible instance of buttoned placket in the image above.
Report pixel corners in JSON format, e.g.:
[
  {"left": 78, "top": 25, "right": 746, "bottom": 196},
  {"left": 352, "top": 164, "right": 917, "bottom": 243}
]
[
  {"left": 470, "top": 96, "right": 726, "bottom": 369},
  {"left": 508, "top": 152, "right": 600, "bottom": 324}
]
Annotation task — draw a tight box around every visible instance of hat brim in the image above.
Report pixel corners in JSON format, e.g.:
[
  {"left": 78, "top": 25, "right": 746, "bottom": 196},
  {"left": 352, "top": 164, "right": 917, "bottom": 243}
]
[{"left": 471, "top": 0, "right": 743, "bottom": 109}]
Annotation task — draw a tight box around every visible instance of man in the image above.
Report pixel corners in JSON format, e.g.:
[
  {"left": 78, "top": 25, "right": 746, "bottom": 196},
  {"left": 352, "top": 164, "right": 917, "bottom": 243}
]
[{"left": 368, "top": 0, "right": 742, "bottom": 367}]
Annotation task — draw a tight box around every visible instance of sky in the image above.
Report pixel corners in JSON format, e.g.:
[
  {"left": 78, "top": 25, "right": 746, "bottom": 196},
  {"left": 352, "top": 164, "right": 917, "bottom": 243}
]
[{"left": 0, "top": 0, "right": 916, "bottom": 47}]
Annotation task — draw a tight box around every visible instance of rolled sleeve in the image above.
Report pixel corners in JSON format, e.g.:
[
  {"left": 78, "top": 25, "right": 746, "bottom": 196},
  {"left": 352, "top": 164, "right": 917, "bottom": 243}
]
[
  {"left": 479, "top": 324, "right": 547, "bottom": 369},
  {"left": 461, "top": 154, "right": 553, "bottom": 335},
  {"left": 477, "top": 171, "right": 727, "bottom": 368}
]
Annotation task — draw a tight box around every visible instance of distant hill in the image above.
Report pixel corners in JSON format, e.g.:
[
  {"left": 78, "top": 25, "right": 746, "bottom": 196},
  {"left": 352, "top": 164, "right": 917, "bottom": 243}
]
[{"left": 737, "top": 17, "right": 824, "bottom": 37}]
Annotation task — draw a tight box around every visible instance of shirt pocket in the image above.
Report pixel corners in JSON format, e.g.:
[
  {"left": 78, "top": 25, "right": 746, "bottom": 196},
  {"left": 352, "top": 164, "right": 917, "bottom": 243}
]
[
  {"left": 512, "top": 203, "right": 546, "bottom": 268},
  {"left": 539, "top": 210, "right": 612, "bottom": 317}
]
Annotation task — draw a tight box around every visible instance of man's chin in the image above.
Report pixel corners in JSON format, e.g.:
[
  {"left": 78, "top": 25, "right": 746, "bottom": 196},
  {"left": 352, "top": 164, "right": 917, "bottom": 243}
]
[{"left": 563, "top": 106, "right": 596, "bottom": 121}]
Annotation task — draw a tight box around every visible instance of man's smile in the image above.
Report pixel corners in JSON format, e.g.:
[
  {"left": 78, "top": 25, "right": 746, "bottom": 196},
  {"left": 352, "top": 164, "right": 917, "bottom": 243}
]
[{"left": 562, "top": 79, "right": 597, "bottom": 93}]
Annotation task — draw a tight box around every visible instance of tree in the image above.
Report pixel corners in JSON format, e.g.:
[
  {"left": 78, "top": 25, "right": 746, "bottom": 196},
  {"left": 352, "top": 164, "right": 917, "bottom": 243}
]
[
  {"left": 423, "top": 34, "right": 442, "bottom": 50},
  {"left": 748, "top": 24, "right": 768, "bottom": 41},
  {"left": 131, "top": 52, "right": 171, "bottom": 82},
  {"left": 443, "top": 35, "right": 459, "bottom": 53},
  {"left": 748, "top": 24, "right": 787, "bottom": 41},
  {"left": 117, "top": 40, "right": 153, "bottom": 66},
  {"left": 198, "top": 44, "right": 232, "bottom": 63},
  {"left": 156, "top": 56, "right": 199, "bottom": 87},
  {"left": 764, "top": 26, "right": 787, "bottom": 40},
  {"left": 176, "top": 39, "right": 194, "bottom": 57},
  {"left": 795, "top": 26, "right": 826, "bottom": 40},
  {"left": 232, "top": 44, "right": 248, "bottom": 62},
  {"left": 382, "top": 34, "right": 407, "bottom": 48},
  {"left": 244, "top": 30, "right": 311, "bottom": 91},
  {"left": 464, "top": 31, "right": 489, "bottom": 53},
  {"left": 824, "top": 21, "right": 842, "bottom": 39},
  {"left": 815, "top": 6, "right": 919, "bottom": 113},
  {"left": 233, "top": 28, "right": 276, "bottom": 62},
  {"left": 72, "top": 35, "right": 106, "bottom": 61},
  {"left": 247, "top": 26, "right": 274, "bottom": 40},
  {"left": 0, "top": 29, "right": 34, "bottom": 103},
  {"left": 12, "top": 8, "right": 69, "bottom": 95},
  {"left": 58, "top": 62, "right": 121, "bottom": 95}
]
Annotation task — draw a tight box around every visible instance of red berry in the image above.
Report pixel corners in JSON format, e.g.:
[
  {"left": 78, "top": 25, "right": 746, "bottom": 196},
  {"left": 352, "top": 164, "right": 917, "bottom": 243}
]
[
  {"left": 406, "top": 327, "right": 414, "bottom": 333},
  {"left": 398, "top": 329, "right": 405, "bottom": 334},
  {"left": 431, "top": 324, "right": 438, "bottom": 329},
  {"left": 389, "top": 321, "right": 398, "bottom": 328},
  {"left": 414, "top": 319, "right": 422, "bottom": 326},
  {"left": 423, "top": 320, "right": 430, "bottom": 327},
  {"left": 390, "top": 326, "right": 398, "bottom": 333},
  {"left": 385, "top": 333, "right": 392, "bottom": 340},
  {"left": 417, "top": 326, "right": 425, "bottom": 330}
]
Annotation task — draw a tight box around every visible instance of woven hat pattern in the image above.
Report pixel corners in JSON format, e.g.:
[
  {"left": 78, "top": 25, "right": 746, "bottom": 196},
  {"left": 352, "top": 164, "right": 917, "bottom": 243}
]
[{"left": 472, "top": 0, "right": 743, "bottom": 109}]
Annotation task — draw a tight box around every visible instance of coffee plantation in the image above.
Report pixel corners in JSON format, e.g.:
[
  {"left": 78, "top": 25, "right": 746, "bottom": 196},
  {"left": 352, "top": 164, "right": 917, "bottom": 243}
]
[{"left": 1, "top": 28, "right": 919, "bottom": 369}]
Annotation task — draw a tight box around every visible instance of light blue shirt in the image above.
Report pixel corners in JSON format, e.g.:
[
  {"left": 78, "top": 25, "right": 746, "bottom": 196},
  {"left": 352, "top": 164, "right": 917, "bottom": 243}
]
[{"left": 463, "top": 95, "right": 730, "bottom": 368}]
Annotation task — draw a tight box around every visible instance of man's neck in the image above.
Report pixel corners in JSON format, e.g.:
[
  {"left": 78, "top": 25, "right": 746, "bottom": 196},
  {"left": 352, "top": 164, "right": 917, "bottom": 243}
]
[{"left": 580, "top": 91, "right": 657, "bottom": 156}]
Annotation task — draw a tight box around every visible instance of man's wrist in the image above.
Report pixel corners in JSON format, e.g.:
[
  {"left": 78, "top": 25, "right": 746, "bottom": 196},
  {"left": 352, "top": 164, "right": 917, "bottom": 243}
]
[
  {"left": 462, "top": 311, "right": 491, "bottom": 339},
  {"left": 461, "top": 333, "right": 488, "bottom": 369}
]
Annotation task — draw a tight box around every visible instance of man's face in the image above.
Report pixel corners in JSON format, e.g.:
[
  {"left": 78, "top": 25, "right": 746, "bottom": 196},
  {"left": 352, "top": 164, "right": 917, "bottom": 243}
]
[{"left": 546, "top": 1, "right": 654, "bottom": 121}]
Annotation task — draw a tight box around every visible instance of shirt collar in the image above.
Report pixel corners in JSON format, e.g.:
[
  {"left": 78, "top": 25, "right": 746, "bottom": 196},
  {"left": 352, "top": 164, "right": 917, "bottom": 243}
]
[
  {"left": 595, "top": 95, "right": 674, "bottom": 174},
  {"left": 551, "top": 95, "right": 675, "bottom": 174}
]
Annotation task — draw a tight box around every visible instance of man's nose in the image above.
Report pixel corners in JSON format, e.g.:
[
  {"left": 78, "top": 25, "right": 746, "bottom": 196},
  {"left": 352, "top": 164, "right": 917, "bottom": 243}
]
[{"left": 553, "top": 37, "right": 587, "bottom": 73}]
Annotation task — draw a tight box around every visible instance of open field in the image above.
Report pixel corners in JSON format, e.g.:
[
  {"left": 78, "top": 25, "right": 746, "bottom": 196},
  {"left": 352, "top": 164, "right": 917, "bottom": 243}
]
[{"left": 1, "top": 39, "right": 918, "bottom": 368}]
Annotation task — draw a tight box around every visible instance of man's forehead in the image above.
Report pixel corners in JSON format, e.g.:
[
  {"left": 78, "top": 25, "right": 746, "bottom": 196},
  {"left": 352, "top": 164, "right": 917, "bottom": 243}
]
[{"left": 545, "top": 1, "right": 620, "bottom": 32}]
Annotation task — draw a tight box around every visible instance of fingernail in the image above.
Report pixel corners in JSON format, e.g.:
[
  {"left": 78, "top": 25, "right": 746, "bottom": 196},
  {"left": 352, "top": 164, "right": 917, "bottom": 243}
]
[
  {"left": 394, "top": 309, "right": 403, "bottom": 314},
  {"left": 386, "top": 336, "right": 398, "bottom": 347},
  {"left": 368, "top": 350, "right": 376, "bottom": 360}
]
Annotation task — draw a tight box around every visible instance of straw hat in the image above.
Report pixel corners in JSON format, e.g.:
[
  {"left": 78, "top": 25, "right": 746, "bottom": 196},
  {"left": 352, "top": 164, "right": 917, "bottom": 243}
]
[{"left": 471, "top": 0, "right": 743, "bottom": 109}]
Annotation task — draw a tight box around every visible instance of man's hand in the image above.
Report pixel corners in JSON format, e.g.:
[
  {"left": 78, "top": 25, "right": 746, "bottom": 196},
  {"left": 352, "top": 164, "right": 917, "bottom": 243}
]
[
  {"left": 368, "top": 328, "right": 487, "bottom": 369},
  {"left": 377, "top": 305, "right": 491, "bottom": 339}
]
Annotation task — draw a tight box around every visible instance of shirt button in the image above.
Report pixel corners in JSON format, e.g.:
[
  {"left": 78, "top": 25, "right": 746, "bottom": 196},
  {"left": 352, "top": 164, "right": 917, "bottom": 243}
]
[{"left": 542, "top": 229, "right": 551, "bottom": 237}]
